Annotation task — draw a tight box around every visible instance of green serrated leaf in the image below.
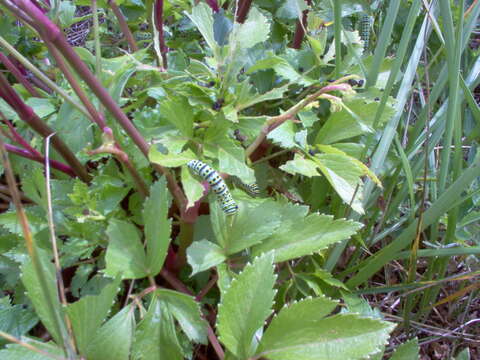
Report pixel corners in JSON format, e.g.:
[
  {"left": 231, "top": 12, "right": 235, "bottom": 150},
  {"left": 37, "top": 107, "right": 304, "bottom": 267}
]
[
  {"left": 148, "top": 147, "right": 196, "bottom": 167},
  {"left": 217, "top": 252, "right": 276, "bottom": 359},
  {"left": 67, "top": 276, "right": 121, "bottom": 355},
  {"left": 231, "top": 7, "right": 270, "bottom": 49},
  {"left": 390, "top": 338, "right": 419, "bottom": 360},
  {"left": 317, "top": 144, "right": 382, "bottom": 187},
  {"left": 156, "top": 289, "right": 208, "bottom": 344},
  {"left": 257, "top": 312, "right": 395, "bottom": 360},
  {"left": 182, "top": 166, "right": 205, "bottom": 209},
  {"left": 143, "top": 178, "right": 172, "bottom": 276},
  {"left": 316, "top": 96, "right": 395, "bottom": 144},
  {"left": 187, "top": 239, "right": 226, "bottom": 275},
  {"left": 186, "top": 3, "right": 218, "bottom": 55},
  {"left": 86, "top": 306, "right": 135, "bottom": 360},
  {"left": 0, "top": 297, "right": 37, "bottom": 346},
  {"left": 132, "top": 296, "right": 182, "bottom": 360},
  {"left": 213, "top": 198, "right": 283, "bottom": 255},
  {"left": 252, "top": 209, "right": 362, "bottom": 262},
  {"left": 0, "top": 339, "right": 64, "bottom": 360},
  {"left": 280, "top": 154, "right": 319, "bottom": 177},
  {"left": 21, "top": 248, "right": 64, "bottom": 345},
  {"left": 313, "top": 153, "right": 365, "bottom": 214},
  {"left": 159, "top": 97, "right": 194, "bottom": 137},
  {"left": 105, "top": 219, "right": 147, "bottom": 279}
]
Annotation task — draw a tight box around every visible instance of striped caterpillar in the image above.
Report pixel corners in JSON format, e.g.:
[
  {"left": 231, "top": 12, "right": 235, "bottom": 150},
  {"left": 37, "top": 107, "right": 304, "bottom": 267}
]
[
  {"left": 187, "top": 160, "right": 239, "bottom": 215},
  {"left": 231, "top": 177, "right": 260, "bottom": 197},
  {"left": 359, "top": 14, "right": 371, "bottom": 52}
]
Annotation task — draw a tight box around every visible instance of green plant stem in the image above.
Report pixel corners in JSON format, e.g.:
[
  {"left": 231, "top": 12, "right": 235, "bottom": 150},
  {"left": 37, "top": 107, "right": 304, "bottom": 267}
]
[
  {"left": 0, "top": 35, "right": 90, "bottom": 117},
  {"left": 365, "top": 0, "right": 401, "bottom": 88},
  {"left": 92, "top": 0, "right": 102, "bottom": 77},
  {"left": 333, "top": 0, "right": 342, "bottom": 77}
]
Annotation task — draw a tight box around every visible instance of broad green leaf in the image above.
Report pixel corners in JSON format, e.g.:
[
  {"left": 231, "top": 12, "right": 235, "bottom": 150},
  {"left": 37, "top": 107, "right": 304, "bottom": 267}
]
[
  {"left": 67, "top": 276, "right": 121, "bottom": 355},
  {"left": 187, "top": 239, "right": 226, "bottom": 275},
  {"left": 205, "top": 138, "right": 255, "bottom": 184},
  {"left": 252, "top": 207, "right": 362, "bottom": 262},
  {"left": 236, "top": 85, "right": 289, "bottom": 111},
  {"left": 186, "top": 3, "right": 218, "bottom": 55},
  {"left": 280, "top": 154, "right": 320, "bottom": 177},
  {"left": 25, "top": 98, "right": 55, "bottom": 118},
  {"left": 231, "top": 7, "right": 270, "bottom": 49},
  {"left": 256, "top": 313, "right": 395, "bottom": 360},
  {"left": 143, "top": 178, "right": 172, "bottom": 276},
  {"left": 21, "top": 248, "right": 64, "bottom": 345},
  {"left": 213, "top": 10, "right": 233, "bottom": 46},
  {"left": 217, "top": 252, "right": 276, "bottom": 359},
  {"left": 0, "top": 339, "right": 64, "bottom": 360},
  {"left": 314, "top": 153, "right": 365, "bottom": 214},
  {"left": 390, "top": 338, "right": 419, "bottom": 360},
  {"left": 276, "top": 0, "right": 308, "bottom": 19},
  {"left": 159, "top": 97, "right": 194, "bottom": 137},
  {"left": 148, "top": 147, "right": 196, "bottom": 167},
  {"left": 182, "top": 166, "right": 205, "bottom": 209},
  {"left": 247, "top": 56, "right": 312, "bottom": 86},
  {"left": 105, "top": 219, "right": 147, "bottom": 279},
  {"left": 132, "top": 296, "right": 182, "bottom": 360},
  {"left": 86, "top": 306, "right": 135, "bottom": 360},
  {"left": 156, "top": 289, "right": 208, "bottom": 344},
  {"left": 315, "top": 96, "right": 395, "bottom": 144},
  {"left": 212, "top": 197, "right": 283, "bottom": 255}
]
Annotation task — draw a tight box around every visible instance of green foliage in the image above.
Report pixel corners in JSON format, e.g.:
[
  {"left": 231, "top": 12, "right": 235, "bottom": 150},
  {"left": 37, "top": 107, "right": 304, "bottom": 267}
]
[{"left": 0, "top": 0, "right": 477, "bottom": 359}]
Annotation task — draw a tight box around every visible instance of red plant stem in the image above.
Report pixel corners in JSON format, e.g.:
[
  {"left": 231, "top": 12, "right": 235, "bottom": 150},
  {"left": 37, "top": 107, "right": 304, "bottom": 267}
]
[
  {"left": 0, "top": 110, "right": 38, "bottom": 155},
  {"left": 5, "top": 143, "right": 76, "bottom": 177},
  {"left": 11, "top": 0, "right": 186, "bottom": 210},
  {"left": 204, "top": 0, "right": 219, "bottom": 12},
  {"left": 44, "top": 41, "right": 106, "bottom": 128},
  {"left": 0, "top": 52, "right": 41, "bottom": 97},
  {"left": 291, "top": 0, "right": 312, "bottom": 49},
  {"left": 108, "top": 0, "right": 139, "bottom": 52},
  {"left": 154, "top": 0, "right": 168, "bottom": 68},
  {"left": 236, "top": 0, "right": 252, "bottom": 23},
  {"left": 44, "top": 42, "right": 149, "bottom": 195},
  {"left": 0, "top": 72, "right": 90, "bottom": 181}
]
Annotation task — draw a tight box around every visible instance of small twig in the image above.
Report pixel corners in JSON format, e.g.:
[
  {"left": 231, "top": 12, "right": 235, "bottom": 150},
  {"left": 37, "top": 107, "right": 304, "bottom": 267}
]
[
  {"left": 0, "top": 330, "right": 67, "bottom": 360},
  {"left": 245, "top": 83, "right": 351, "bottom": 158},
  {"left": 87, "top": 128, "right": 149, "bottom": 198},
  {"left": 195, "top": 272, "right": 218, "bottom": 301},
  {"left": 44, "top": 133, "right": 77, "bottom": 352}
]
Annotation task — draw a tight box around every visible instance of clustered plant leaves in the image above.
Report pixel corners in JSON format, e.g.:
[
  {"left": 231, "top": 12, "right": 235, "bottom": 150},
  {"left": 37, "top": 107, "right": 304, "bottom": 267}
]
[{"left": 0, "top": 0, "right": 479, "bottom": 359}]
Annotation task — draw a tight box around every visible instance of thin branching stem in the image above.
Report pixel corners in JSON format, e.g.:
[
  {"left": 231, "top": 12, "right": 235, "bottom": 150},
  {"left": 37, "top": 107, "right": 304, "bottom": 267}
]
[{"left": 108, "top": 0, "right": 139, "bottom": 52}]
